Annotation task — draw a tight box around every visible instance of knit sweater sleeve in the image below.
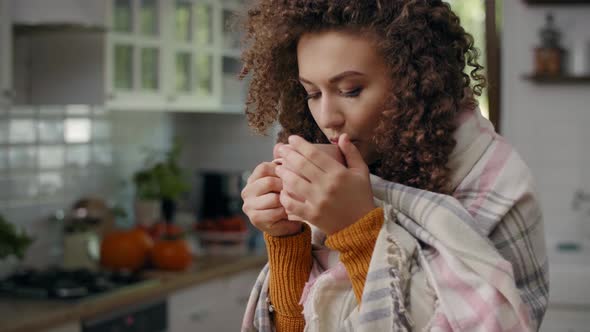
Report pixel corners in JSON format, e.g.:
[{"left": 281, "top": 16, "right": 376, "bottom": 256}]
[
  {"left": 325, "top": 207, "right": 384, "bottom": 303},
  {"left": 264, "top": 223, "right": 312, "bottom": 332}
]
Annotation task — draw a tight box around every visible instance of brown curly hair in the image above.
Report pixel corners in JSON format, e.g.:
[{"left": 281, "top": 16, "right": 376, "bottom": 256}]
[{"left": 238, "top": 0, "right": 486, "bottom": 195}]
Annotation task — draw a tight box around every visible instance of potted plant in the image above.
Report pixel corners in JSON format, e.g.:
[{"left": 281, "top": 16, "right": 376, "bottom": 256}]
[
  {"left": 0, "top": 214, "right": 34, "bottom": 278},
  {"left": 133, "top": 140, "right": 190, "bottom": 226}
]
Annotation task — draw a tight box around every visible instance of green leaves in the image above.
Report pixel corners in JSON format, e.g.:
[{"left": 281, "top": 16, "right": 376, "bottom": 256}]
[
  {"left": 133, "top": 140, "right": 190, "bottom": 201},
  {"left": 0, "top": 215, "right": 34, "bottom": 260}
]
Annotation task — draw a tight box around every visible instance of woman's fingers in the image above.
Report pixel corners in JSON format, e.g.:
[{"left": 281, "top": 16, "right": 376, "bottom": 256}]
[
  {"left": 243, "top": 192, "right": 282, "bottom": 211},
  {"left": 278, "top": 145, "right": 323, "bottom": 182},
  {"left": 246, "top": 161, "right": 278, "bottom": 185},
  {"left": 275, "top": 165, "right": 312, "bottom": 201},
  {"left": 280, "top": 190, "right": 309, "bottom": 220},
  {"left": 248, "top": 207, "right": 288, "bottom": 227},
  {"left": 287, "top": 135, "right": 344, "bottom": 173},
  {"left": 241, "top": 176, "right": 283, "bottom": 199}
]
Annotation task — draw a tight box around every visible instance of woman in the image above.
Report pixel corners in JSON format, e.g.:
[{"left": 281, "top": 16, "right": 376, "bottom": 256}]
[{"left": 239, "top": 1, "right": 548, "bottom": 331}]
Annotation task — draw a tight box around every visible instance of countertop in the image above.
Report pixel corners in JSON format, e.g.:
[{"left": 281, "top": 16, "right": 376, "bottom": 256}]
[{"left": 0, "top": 254, "right": 267, "bottom": 332}]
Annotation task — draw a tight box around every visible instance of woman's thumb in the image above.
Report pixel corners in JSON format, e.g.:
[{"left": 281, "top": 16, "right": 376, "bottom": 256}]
[{"left": 338, "top": 134, "right": 365, "bottom": 170}]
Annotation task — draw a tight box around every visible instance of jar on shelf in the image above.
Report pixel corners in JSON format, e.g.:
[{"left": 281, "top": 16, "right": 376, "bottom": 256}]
[{"left": 534, "top": 13, "right": 566, "bottom": 76}]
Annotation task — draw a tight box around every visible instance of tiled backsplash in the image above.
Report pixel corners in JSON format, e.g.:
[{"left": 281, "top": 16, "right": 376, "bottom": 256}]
[
  {"left": 0, "top": 104, "right": 114, "bottom": 211},
  {"left": 0, "top": 104, "right": 116, "bottom": 267}
]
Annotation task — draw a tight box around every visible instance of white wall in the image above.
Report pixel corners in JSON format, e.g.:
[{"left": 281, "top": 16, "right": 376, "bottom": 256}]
[
  {"left": 173, "top": 113, "right": 276, "bottom": 174},
  {"left": 501, "top": 1, "right": 590, "bottom": 242}
]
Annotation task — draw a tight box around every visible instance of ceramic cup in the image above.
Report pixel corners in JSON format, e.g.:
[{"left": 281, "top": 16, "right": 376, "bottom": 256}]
[{"left": 273, "top": 144, "right": 346, "bottom": 221}]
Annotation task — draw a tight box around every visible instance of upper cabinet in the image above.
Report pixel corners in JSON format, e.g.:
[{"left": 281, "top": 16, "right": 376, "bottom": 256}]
[
  {"left": 10, "top": 0, "right": 246, "bottom": 113},
  {"left": 0, "top": 0, "right": 12, "bottom": 104},
  {"left": 11, "top": 0, "right": 107, "bottom": 28},
  {"left": 104, "top": 0, "right": 245, "bottom": 112},
  {"left": 104, "top": 0, "right": 168, "bottom": 110}
]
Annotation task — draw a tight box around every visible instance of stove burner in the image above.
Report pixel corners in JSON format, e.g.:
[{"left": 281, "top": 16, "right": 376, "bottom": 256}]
[{"left": 0, "top": 267, "right": 143, "bottom": 299}]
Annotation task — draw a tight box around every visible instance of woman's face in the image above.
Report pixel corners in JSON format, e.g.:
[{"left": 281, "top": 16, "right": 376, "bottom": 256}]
[{"left": 297, "top": 30, "right": 392, "bottom": 164}]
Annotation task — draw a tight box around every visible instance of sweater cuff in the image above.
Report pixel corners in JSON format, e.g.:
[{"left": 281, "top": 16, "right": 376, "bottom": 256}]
[
  {"left": 325, "top": 207, "right": 384, "bottom": 302},
  {"left": 264, "top": 223, "right": 312, "bottom": 317},
  {"left": 325, "top": 207, "right": 384, "bottom": 253}
]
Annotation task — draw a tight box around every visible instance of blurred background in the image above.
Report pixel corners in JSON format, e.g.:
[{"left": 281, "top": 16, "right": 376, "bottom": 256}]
[{"left": 0, "top": 0, "right": 589, "bottom": 331}]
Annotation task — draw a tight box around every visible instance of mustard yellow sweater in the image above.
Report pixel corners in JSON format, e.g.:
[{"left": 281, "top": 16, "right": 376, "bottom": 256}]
[{"left": 263, "top": 208, "right": 384, "bottom": 332}]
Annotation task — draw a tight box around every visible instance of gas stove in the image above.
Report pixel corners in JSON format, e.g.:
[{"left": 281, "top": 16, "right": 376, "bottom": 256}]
[{"left": 0, "top": 267, "right": 143, "bottom": 300}]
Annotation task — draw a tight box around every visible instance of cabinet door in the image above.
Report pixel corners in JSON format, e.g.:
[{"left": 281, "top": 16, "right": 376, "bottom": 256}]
[
  {"left": 167, "top": 269, "right": 261, "bottom": 332},
  {"left": 224, "top": 268, "right": 260, "bottom": 330},
  {"left": 167, "top": 277, "right": 230, "bottom": 332},
  {"left": 219, "top": 1, "right": 246, "bottom": 113},
  {"left": 0, "top": 0, "right": 12, "bottom": 103},
  {"left": 166, "top": 0, "right": 220, "bottom": 112},
  {"left": 105, "top": 0, "right": 168, "bottom": 111}
]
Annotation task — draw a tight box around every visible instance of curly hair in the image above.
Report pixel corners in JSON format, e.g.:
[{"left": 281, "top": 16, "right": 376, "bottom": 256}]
[{"left": 239, "top": 0, "right": 486, "bottom": 195}]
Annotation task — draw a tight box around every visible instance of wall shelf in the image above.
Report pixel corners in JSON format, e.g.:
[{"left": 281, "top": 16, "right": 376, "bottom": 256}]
[
  {"left": 523, "top": 74, "right": 590, "bottom": 84},
  {"left": 523, "top": 0, "right": 590, "bottom": 5}
]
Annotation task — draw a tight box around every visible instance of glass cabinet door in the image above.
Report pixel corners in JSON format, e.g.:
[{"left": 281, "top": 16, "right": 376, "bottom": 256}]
[
  {"left": 140, "top": 0, "right": 159, "bottom": 36},
  {"left": 196, "top": 53, "right": 213, "bottom": 96},
  {"left": 140, "top": 47, "right": 159, "bottom": 91},
  {"left": 108, "top": 0, "right": 166, "bottom": 109},
  {"left": 169, "top": 0, "right": 216, "bottom": 108},
  {"left": 114, "top": 44, "right": 133, "bottom": 90},
  {"left": 114, "top": 0, "right": 133, "bottom": 33},
  {"left": 175, "top": 52, "right": 192, "bottom": 93}
]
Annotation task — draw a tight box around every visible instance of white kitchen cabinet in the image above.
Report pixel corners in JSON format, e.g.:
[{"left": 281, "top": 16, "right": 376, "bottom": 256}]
[
  {"left": 104, "top": 0, "right": 168, "bottom": 110},
  {"left": 164, "top": 0, "right": 220, "bottom": 112},
  {"left": 167, "top": 268, "right": 260, "bottom": 332},
  {"left": 0, "top": 0, "right": 12, "bottom": 104},
  {"left": 103, "top": 0, "right": 245, "bottom": 113},
  {"left": 10, "top": 0, "right": 246, "bottom": 113}
]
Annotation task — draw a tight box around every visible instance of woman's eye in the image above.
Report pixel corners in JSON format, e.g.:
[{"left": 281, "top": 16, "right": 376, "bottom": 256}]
[
  {"left": 305, "top": 92, "right": 321, "bottom": 101},
  {"left": 340, "top": 87, "right": 362, "bottom": 98}
]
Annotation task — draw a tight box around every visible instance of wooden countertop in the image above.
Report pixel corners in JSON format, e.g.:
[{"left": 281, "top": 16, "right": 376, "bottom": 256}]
[{"left": 0, "top": 255, "right": 267, "bottom": 332}]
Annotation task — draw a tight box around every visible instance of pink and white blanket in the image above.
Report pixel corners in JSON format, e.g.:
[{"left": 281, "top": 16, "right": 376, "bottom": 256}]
[{"left": 242, "top": 107, "right": 549, "bottom": 331}]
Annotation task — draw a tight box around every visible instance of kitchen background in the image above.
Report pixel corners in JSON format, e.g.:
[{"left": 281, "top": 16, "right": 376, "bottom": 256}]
[{"left": 0, "top": 0, "right": 590, "bottom": 331}]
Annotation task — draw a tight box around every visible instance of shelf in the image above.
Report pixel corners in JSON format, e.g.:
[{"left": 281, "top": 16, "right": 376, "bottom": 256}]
[
  {"left": 523, "top": 74, "right": 590, "bottom": 84},
  {"left": 523, "top": 0, "right": 590, "bottom": 5}
]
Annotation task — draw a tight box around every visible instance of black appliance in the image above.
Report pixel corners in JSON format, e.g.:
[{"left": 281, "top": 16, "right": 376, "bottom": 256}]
[
  {"left": 197, "top": 171, "right": 247, "bottom": 220},
  {"left": 0, "top": 267, "right": 143, "bottom": 299},
  {"left": 82, "top": 300, "right": 167, "bottom": 332}
]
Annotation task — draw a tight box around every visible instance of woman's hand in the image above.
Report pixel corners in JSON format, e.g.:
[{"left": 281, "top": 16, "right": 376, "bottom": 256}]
[
  {"left": 275, "top": 134, "right": 376, "bottom": 235},
  {"left": 241, "top": 161, "right": 303, "bottom": 237}
]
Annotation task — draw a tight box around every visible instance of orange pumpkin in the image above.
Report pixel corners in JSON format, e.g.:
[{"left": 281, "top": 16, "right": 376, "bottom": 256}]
[
  {"left": 100, "top": 228, "right": 153, "bottom": 271},
  {"left": 151, "top": 238, "right": 193, "bottom": 271}
]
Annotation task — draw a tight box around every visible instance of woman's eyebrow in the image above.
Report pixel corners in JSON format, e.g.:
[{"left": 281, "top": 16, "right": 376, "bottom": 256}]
[{"left": 299, "top": 71, "right": 366, "bottom": 85}]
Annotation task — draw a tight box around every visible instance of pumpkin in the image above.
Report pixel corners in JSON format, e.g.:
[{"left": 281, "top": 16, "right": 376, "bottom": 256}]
[
  {"left": 100, "top": 228, "right": 153, "bottom": 271},
  {"left": 149, "top": 221, "right": 183, "bottom": 239},
  {"left": 151, "top": 238, "right": 192, "bottom": 271}
]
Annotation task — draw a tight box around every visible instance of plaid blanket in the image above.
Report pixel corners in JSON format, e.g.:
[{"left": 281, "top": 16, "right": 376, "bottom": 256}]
[{"left": 242, "top": 108, "right": 549, "bottom": 331}]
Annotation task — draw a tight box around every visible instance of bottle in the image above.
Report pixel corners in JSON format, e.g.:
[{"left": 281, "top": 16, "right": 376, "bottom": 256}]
[{"left": 534, "top": 13, "right": 566, "bottom": 76}]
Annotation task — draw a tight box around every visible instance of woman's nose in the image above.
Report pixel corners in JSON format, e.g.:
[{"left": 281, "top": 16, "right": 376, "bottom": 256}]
[{"left": 318, "top": 97, "right": 345, "bottom": 129}]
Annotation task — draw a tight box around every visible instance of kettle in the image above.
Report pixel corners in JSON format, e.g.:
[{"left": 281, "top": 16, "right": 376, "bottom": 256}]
[{"left": 62, "top": 197, "right": 114, "bottom": 270}]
